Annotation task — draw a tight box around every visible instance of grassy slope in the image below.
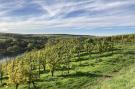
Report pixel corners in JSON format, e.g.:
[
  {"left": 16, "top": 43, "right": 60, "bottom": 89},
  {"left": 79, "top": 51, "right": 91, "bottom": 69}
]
[
  {"left": 1, "top": 43, "right": 135, "bottom": 89},
  {"left": 92, "top": 44, "right": 135, "bottom": 89},
  {"left": 92, "top": 64, "right": 135, "bottom": 89}
]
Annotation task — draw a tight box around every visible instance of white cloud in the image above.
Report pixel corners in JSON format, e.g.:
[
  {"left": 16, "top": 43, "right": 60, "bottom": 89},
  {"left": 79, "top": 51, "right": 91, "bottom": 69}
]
[
  {"left": 0, "top": 28, "right": 8, "bottom": 32},
  {"left": 0, "top": 0, "right": 135, "bottom": 33},
  {"left": 92, "top": 0, "right": 135, "bottom": 11}
]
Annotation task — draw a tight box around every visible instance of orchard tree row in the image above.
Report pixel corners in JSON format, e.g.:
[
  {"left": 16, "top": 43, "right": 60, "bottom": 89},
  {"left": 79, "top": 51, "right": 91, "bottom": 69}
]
[{"left": 0, "top": 37, "right": 115, "bottom": 89}]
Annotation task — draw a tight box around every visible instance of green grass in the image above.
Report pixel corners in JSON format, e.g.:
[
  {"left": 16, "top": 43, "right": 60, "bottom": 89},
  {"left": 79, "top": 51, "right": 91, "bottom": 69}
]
[
  {"left": 0, "top": 43, "right": 135, "bottom": 89},
  {"left": 92, "top": 62, "right": 135, "bottom": 89}
]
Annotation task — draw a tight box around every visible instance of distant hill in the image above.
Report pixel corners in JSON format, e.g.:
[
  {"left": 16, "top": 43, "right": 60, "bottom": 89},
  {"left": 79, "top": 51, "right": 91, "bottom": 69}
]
[{"left": 0, "top": 32, "right": 95, "bottom": 38}]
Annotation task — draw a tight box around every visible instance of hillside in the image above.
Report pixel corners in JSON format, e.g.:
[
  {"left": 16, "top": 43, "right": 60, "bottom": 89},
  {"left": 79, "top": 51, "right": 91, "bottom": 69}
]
[
  {"left": 0, "top": 33, "right": 135, "bottom": 89},
  {"left": 0, "top": 33, "right": 48, "bottom": 58},
  {"left": 0, "top": 33, "right": 94, "bottom": 58}
]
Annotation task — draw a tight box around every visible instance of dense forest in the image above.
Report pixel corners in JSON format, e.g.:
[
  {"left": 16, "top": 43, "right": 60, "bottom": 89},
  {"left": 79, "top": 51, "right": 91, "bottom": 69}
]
[{"left": 0, "top": 33, "right": 135, "bottom": 89}]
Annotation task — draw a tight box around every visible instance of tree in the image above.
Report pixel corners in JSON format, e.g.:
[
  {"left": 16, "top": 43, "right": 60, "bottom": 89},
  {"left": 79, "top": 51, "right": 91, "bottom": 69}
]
[
  {"left": 84, "top": 38, "right": 95, "bottom": 57},
  {"left": 59, "top": 39, "right": 74, "bottom": 74},
  {"left": 24, "top": 52, "right": 38, "bottom": 89},
  {"left": 7, "top": 59, "right": 26, "bottom": 89},
  {"left": 38, "top": 49, "right": 47, "bottom": 72},
  {"left": 46, "top": 45, "right": 62, "bottom": 76},
  {"left": 72, "top": 38, "right": 84, "bottom": 61}
]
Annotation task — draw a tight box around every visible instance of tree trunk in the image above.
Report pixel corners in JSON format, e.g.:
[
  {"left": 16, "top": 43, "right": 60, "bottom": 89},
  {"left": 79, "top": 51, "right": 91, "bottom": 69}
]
[
  {"left": 38, "top": 65, "right": 40, "bottom": 78},
  {"left": 67, "top": 66, "right": 70, "bottom": 74},
  {"left": 51, "top": 70, "right": 54, "bottom": 77},
  {"left": 42, "top": 64, "right": 46, "bottom": 72},
  {"left": 16, "top": 83, "right": 19, "bottom": 89},
  {"left": 32, "top": 81, "right": 37, "bottom": 89},
  {"left": 28, "top": 81, "right": 31, "bottom": 89}
]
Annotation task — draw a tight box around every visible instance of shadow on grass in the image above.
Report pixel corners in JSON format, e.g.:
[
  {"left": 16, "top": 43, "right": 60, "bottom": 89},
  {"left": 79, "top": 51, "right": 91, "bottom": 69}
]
[
  {"left": 88, "top": 49, "right": 119, "bottom": 58},
  {"left": 59, "top": 71, "right": 112, "bottom": 78},
  {"left": 76, "top": 57, "right": 89, "bottom": 62},
  {"left": 98, "top": 53, "right": 114, "bottom": 58},
  {"left": 36, "top": 76, "right": 59, "bottom": 82},
  {"left": 93, "top": 49, "right": 122, "bottom": 59},
  {"left": 123, "top": 50, "right": 135, "bottom": 55},
  {"left": 39, "top": 70, "right": 50, "bottom": 74},
  {"left": 80, "top": 52, "right": 89, "bottom": 57}
]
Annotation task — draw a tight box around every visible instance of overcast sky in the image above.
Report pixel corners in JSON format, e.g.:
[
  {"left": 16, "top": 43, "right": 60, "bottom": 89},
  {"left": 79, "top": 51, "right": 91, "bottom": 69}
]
[{"left": 0, "top": 0, "right": 135, "bottom": 36}]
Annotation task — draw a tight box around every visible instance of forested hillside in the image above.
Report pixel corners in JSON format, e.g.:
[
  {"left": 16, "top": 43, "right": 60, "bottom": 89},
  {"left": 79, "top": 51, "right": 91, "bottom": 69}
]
[
  {"left": 0, "top": 33, "right": 94, "bottom": 58},
  {"left": 0, "top": 33, "right": 48, "bottom": 58},
  {"left": 0, "top": 33, "right": 135, "bottom": 89}
]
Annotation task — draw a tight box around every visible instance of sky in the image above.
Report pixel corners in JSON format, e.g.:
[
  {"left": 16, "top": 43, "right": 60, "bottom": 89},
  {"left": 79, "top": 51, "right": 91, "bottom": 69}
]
[{"left": 0, "top": 0, "right": 135, "bottom": 36}]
